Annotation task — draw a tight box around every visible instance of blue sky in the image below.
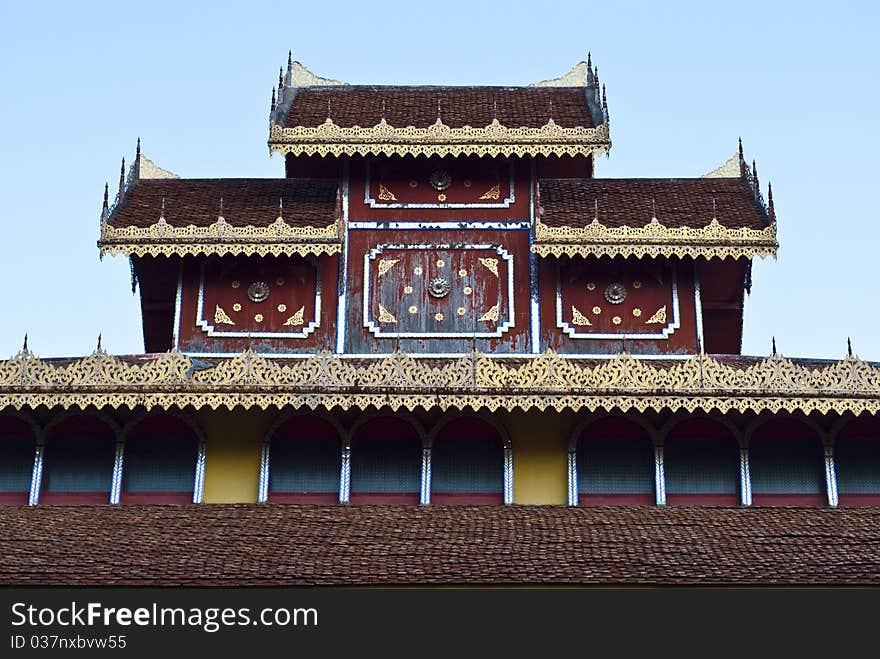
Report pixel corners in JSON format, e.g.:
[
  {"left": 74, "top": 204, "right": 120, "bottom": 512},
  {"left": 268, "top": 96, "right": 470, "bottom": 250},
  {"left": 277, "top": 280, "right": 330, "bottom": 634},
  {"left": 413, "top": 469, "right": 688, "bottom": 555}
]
[{"left": 1, "top": 0, "right": 877, "bottom": 360}]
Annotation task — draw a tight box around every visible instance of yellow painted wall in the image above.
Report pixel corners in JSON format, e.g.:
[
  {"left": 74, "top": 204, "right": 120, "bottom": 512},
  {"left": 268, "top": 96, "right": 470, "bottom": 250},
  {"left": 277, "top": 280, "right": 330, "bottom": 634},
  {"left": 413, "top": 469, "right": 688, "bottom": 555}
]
[
  {"left": 499, "top": 410, "right": 574, "bottom": 505},
  {"left": 198, "top": 408, "right": 275, "bottom": 503}
]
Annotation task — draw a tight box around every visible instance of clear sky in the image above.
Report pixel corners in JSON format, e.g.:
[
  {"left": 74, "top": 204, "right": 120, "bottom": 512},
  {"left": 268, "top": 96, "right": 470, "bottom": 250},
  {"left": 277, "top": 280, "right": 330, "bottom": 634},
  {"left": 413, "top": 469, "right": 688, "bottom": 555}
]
[{"left": 1, "top": 0, "right": 877, "bottom": 360}]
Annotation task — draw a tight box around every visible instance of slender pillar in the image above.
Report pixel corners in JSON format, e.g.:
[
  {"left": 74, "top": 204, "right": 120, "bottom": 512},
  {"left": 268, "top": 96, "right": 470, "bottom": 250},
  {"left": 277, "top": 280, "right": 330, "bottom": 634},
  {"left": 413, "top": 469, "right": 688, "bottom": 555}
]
[
  {"left": 27, "top": 439, "right": 44, "bottom": 507},
  {"left": 824, "top": 445, "right": 839, "bottom": 508},
  {"left": 257, "top": 440, "right": 271, "bottom": 504},
  {"left": 109, "top": 438, "right": 125, "bottom": 504},
  {"left": 567, "top": 449, "right": 578, "bottom": 507},
  {"left": 739, "top": 447, "right": 752, "bottom": 507},
  {"left": 503, "top": 446, "right": 514, "bottom": 505},
  {"left": 192, "top": 440, "right": 207, "bottom": 504},
  {"left": 419, "top": 447, "right": 432, "bottom": 506},
  {"left": 653, "top": 445, "right": 666, "bottom": 506},
  {"left": 339, "top": 443, "right": 351, "bottom": 504}
]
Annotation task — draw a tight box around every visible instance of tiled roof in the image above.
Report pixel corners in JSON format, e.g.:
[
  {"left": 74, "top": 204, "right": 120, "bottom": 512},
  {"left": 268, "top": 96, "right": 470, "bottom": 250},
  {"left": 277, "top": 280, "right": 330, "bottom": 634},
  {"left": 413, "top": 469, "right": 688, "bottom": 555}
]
[
  {"left": 2, "top": 505, "right": 879, "bottom": 585},
  {"left": 109, "top": 179, "right": 339, "bottom": 229},
  {"left": 537, "top": 177, "right": 771, "bottom": 230},
  {"left": 285, "top": 87, "right": 593, "bottom": 129}
]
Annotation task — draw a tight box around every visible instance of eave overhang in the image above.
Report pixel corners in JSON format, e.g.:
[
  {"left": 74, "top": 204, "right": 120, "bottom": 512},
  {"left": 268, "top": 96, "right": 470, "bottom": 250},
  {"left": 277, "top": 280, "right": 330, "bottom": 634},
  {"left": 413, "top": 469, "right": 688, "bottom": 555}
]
[{"left": 2, "top": 349, "right": 877, "bottom": 416}]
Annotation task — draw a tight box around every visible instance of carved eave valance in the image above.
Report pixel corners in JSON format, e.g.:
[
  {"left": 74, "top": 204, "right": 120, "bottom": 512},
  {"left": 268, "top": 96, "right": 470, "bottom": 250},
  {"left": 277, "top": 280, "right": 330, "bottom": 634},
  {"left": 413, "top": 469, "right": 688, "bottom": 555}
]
[
  {"left": 532, "top": 218, "right": 779, "bottom": 260},
  {"left": 267, "top": 118, "right": 611, "bottom": 159},
  {"left": 98, "top": 216, "right": 342, "bottom": 258},
  {"left": 2, "top": 349, "right": 877, "bottom": 416}
]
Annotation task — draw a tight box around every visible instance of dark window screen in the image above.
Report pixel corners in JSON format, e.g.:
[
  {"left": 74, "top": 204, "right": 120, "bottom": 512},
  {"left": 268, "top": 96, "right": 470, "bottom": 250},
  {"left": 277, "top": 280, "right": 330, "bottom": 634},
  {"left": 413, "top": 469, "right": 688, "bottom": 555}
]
[
  {"left": 351, "top": 437, "right": 421, "bottom": 493},
  {"left": 750, "top": 439, "right": 823, "bottom": 494},
  {"left": 578, "top": 438, "right": 654, "bottom": 494},
  {"left": 271, "top": 437, "right": 340, "bottom": 493},
  {"left": 43, "top": 437, "right": 115, "bottom": 493},
  {"left": 0, "top": 436, "right": 33, "bottom": 493},
  {"left": 123, "top": 437, "right": 196, "bottom": 493},
  {"left": 432, "top": 437, "right": 503, "bottom": 493},
  {"left": 665, "top": 438, "right": 739, "bottom": 494},
  {"left": 836, "top": 438, "right": 880, "bottom": 494}
]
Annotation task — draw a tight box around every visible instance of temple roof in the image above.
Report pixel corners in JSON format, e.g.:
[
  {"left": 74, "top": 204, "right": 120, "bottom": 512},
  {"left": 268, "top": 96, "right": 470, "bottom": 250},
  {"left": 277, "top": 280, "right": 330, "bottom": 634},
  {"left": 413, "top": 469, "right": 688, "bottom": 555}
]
[
  {"left": 533, "top": 161, "right": 778, "bottom": 260},
  {"left": 99, "top": 171, "right": 341, "bottom": 258},
  {"left": 3, "top": 504, "right": 879, "bottom": 585},
  {"left": 268, "top": 59, "right": 610, "bottom": 158}
]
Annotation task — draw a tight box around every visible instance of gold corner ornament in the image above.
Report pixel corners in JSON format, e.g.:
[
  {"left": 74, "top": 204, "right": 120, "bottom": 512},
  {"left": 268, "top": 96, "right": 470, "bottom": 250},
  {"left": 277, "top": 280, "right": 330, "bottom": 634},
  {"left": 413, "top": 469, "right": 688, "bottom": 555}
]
[
  {"left": 532, "top": 217, "right": 778, "bottom": 260},
  {"left": 99, "top": 216, "right": 342, "bottom": 258},
  {"left": 268, "top": 117, "right": 611, "bottom": 159},
  {"left": 1, "top": 348, "right": 879, "bottom": 416}
]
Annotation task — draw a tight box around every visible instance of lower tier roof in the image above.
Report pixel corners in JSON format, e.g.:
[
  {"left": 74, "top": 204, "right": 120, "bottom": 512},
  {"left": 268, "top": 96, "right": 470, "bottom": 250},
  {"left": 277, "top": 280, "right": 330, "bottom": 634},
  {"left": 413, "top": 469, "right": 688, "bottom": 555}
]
[{"left": 1, "top": 504, "right": 878, "bottom": 585}]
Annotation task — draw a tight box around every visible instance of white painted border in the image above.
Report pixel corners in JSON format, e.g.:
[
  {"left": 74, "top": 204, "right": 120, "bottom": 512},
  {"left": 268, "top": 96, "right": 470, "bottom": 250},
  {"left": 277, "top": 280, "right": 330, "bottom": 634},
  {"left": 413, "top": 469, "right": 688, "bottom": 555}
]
[
  {"left": 363, "top": 243, "right": 515, "bottom": 339},
  {"left": 364, "top": 159, "right": 516, "bottom": 209},
  {"left": 555, "top": 261, "right": 681, "bottom": 340}
]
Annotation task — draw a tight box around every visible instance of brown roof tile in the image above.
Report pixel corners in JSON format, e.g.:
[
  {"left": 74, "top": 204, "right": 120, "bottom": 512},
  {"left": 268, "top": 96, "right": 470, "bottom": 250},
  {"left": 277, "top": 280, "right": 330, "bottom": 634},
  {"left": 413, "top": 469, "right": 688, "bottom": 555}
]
[
  {"left": 109, "top": 179, "right": 339, "bottom": 229},
  {"left": 1, "top": 505, "right": 878, "bottom": 585},
  {"left": 285, "top": 86, "right": 593, "bottom": 129},
  {"left": 538, "top": 178, "right": 770, "bottom": 230}
]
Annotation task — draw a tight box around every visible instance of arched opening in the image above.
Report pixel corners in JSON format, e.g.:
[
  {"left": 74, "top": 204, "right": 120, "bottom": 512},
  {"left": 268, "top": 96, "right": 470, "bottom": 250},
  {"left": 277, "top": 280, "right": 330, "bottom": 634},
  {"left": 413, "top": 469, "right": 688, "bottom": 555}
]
[
  {"left": 749, "top": 418, "right": 825, "bottom": 506},
  {"left": 269, "top": 415, "right": 341, "bottom": 504},
  {"left": 42, "top": 415, "right": 116, "bottom": 505},
  {"left": 665, "top": 418, "right": 740, "bottom": 506},
  {"left": 350, "top": 416, "right": 421, "bottom": 505},
  {"left": 122, "top": 415, "right": 199, "bottom": 504},
  {"left": 0, "top": 414, "right": 36, "bottom": 505},
  {"left": 577, "top": 417, "right": 654, "bottom": 505},
  {"left": 835, "top": 417, "right": 880, "bottom": 507},
  {"left": 431, "top": 416, "right": 504, "bottom": 505}
]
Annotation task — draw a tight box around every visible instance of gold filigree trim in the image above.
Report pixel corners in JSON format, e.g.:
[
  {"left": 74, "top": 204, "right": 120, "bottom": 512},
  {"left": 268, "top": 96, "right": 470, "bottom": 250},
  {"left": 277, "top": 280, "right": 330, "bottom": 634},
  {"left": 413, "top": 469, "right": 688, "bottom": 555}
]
[
  {"left": 478, "top": 305, "right": 500, "bottom": 323},
  {"left": 282, "top": 306, "right": 305, "bottom": 326},
  {"left": 479, "top": 258, "right": 499, "bottom": 277},
  {"left": 533, "top": 217, "right": 778, "bottom": 260},
  {"left": 645, "top": 306, "right": 667, "bottom": 324},
  {"left": 479, "top": 183, "right": 501, "bottom": 200},
  {"left": 377, "top": 259, "right": 400, "bottom": 278},
  {"left": 214, "top": 305, "right": 235, "bottom": 325},
  {"left": 268, "top": 117, "right": 610, "bottom": 159},
  {"left": 571, "top": 306, "right": 592, "bottom": 326},
  {"left": 99, "top": 216, "right": 342, "bottom": 258},
  {"left": 378, "top": 304, "right": 397, "bottom": 324},
  {"left": 1, "top": 349, "right": 879, "bottom": 416},
  {"left": 378, "top": 184, "right": 397, "bottom": 201}
]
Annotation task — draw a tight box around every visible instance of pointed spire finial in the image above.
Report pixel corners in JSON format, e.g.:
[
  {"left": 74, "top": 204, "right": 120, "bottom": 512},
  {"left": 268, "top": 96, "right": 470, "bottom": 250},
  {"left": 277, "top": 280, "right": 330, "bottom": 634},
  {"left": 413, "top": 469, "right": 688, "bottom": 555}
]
[
  {"left": 847, "top": 337, "right": 853, "bottom": 357},
  {"left": 437, "top": 97, "right": 441, "bottom": 121},
  {"left": 103, "top": 182, "right": 109, "bottom": 210},
  {"left": 271, "top": 86, "right": 276, "bottom": 112},
  {"left": 288, "top": 50, "right": 292, "bottom": 68},
  {"left": 602, "top": 84, "right": 607, "bottom": 111},
  {"left": 97, "top": 333, "right": 102, "bottom": 352},
  {"left": 133, "top": 138, "right": 142, "bottom": 180},
  {"left": 279, "top": 66, "right": 284, "bottom": 92},
  {"left": 381, "top": 97, "right": 386, "bottom": 120},
  {"left": 587, "top": 51, "right": 592, "bottom": 69},
  {"left": 594, "top": 195, "right": 599, "bottom": 221},
  {"left": 712, "top": 197, "right": 717, "bottom": 220},
  {"left": 118, "top": 157, "right": 126, "bottom": 202},
  {"left": 327, "top": 98, "right": 331, "bottom": 119},
  {"left": 651, "top": 196, "right": 657, "bottom": 219},
  {"left": 278, "top": 196, "right": 284, "bottom": 218},
  {"left": 136, "top": 137, "right": 141, "bottom": 159},
  {"left": 594, "top": 66, "right": 599, "bottom": 89},
  {"left": 548, "top": 97, "right": 553, "bottom": 119},
  {"left": 767, "top": 182, "right": 775, "bottom": 223},
  {"left": 493, "top": 97, "right": 497, "bottom": 120},
  {"left": 771, "top": 336, "right": 777, "bottom": 355},
  {"left": 160, "top": 196, "right": 166, "bottom": 219},
  {"left": 22, "top": 333, "right": 28, "bottom": 352},
  {"left": 738, "top": 138, "right": 746, "bottom": 177},
  {"left": 218, "top": 195, "right": 224, "bottom": 218}
]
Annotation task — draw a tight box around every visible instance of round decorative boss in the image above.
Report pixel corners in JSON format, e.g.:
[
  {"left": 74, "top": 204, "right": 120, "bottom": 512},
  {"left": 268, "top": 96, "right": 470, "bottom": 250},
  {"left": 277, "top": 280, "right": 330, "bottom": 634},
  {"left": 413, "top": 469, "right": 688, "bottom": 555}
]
[
  {"left": 427, "top": 277, "right": 451, "bottom": 298},
  {"left": 604, "top": 283, "right": 627, "bottom": 305},
  {"left": 429, "top": 169, "right": 452, "bottom": 191},
  {"left": 247, "top": 281, "right": 270, "bottom": 303}
]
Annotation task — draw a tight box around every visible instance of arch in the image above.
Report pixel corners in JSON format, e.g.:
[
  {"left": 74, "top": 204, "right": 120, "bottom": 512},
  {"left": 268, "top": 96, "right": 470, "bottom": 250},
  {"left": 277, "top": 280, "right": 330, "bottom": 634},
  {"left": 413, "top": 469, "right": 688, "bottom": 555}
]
[
  {"left": 575, "top": 415, "right": 655, "bottom": 505},
  {"left": 429, "top": 414, "right": 506, "bottom": 505},
  {"left": 663, "top": 417, "right": 740, "bottom": 506},
  {"left": 267, "top": 412, "right": 344, "bottom": 504},
  {"left": 121, "top": 412, "right": 203, "bottom": 504},
  {"left": 0, "top": 412, "right": 39, "bottom": 505},
  {"left": 748, "top": 416, "right": 825, "bottom": 506},
  {"left": 833, "top": 416, "right": 880, "bottom": 507},
  {"left": 350, "top": 414, "right": 422, "bottom": 504},
  {"left": 41, "top": 412, "right": 119, "bottom": 505}
]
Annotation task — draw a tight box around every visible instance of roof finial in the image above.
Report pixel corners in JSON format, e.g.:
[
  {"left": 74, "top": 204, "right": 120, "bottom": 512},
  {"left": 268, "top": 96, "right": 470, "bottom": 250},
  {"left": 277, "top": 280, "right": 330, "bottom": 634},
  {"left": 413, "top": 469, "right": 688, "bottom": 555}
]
[
  {"left": 288, "top": 50, "right": 292, "bottom": 68},
  {"left": 602, "top": 84, "right": 607, "bottom": 111},
  {"left": 279, "top": 67, "right": 284, "bottom": 92},
  {"left": 437, "top": 97, "right": 441, "bottom": 122},
  {"left": 752, "top": 159, "right": 760, "bottom": 196},
  {"left": 771, "top": 336, "right": 777, "bottom": 356},
  {"left": 118, "top": 157, "right": 126, "bottom": 203},
  {"left": 271, "top": 86, "right": 276, "bottom": 113},
  {"left": 381, "top": 97, "right": 386, "bottom": 120},
  {"left": 136, "top": 137, "right": 141, "bottom": 159},
  {"left": 847, "top": 336, "right": 853, "bottom": 357},
  {"left": 548, "top": 97, "right": 553, "bottom": 119},
  {"left": 103, "top": 182, "right": 109, "bottom": 212},
  {"left": 160, "top": 196, "right": 166, "bottom": 219},
  {"left": 587, "top": 51, "right": 592, "bottom": 69},
  {"left": 651, "top": 196, "right": 656, "bottom": 219},
  {"left": 712, "top": 197, "right": 717, "bottom": 220},
  {"left": 327, "top": 98, "right": 331, "bottom": 120},
  {"left": 97, "top": 333, "right": 103, "bottom": 352},
  {"left": 218, "top": 195, "right": 224, "bottom": 218},
  {"left": 133, "top": 138, "right": 142, "bottom": 180},
  {"left": 738, "top": 138, "right": 746, "bottom": 177},
  {"left": 767, "top": 182, "right": 775, "bottom": 223},
  {"left": 594, "top": 66, "right": 599, "bottom": 90},
  {"left": 22, "top": 333, "right": 28, "bottom": 352},
  {"left": 493, "top": 97, "right": 497, "bottom": 121},
  {"left": 594, "top": 195, "right": 599, "bottom": 221},
  {"left": 278, "top": 196, "right": 284, "bottom": 218}
]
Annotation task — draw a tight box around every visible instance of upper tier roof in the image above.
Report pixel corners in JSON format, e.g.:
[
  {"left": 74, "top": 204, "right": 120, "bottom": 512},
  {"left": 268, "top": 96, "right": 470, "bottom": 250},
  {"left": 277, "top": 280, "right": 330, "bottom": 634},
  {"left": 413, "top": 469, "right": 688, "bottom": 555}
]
[
  {"left": 533, "top": 163, "right": 778, "bottom": 260},
  {"left": 267, "top": 59, "right": 610, "bottom": 158},
  {"left": 99, "top": 163, "right": 341, "bottom": 258}
]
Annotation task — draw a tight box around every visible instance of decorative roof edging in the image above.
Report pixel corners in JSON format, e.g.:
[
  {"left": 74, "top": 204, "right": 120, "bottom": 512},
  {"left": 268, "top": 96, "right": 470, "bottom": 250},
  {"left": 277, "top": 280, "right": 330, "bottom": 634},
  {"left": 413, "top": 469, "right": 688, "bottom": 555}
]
[
  {"left": 267, "top": 117, "right": 611, "bottom": 159},
  {"left": 98, "top": 216, "right": 342, "bottom": 258},
  {"left": 532, "top": 217, "right": 778, "bottom": 260},
  {"left": 1, "top": 348, "right": 877, "bottom": 416}
]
